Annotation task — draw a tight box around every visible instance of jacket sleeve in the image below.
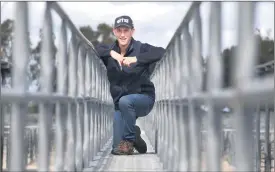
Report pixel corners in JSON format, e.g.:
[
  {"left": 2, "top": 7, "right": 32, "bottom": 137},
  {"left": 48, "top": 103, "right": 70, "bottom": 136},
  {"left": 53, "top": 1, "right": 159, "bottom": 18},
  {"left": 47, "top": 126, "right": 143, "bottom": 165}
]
[
  {"left": 136, "top": 43, "right": 166, "bottom": 64},
  {"left": 94, "top": 43, "right": 111, "bottom": 60}
]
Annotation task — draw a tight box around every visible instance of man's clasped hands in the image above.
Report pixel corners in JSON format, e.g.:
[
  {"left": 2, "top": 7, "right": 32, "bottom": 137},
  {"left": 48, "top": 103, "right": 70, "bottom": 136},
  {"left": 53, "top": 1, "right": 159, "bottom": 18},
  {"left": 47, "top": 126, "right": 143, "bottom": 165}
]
[{"left": 110, "top": 50, "right": 137, "bottom": 67}]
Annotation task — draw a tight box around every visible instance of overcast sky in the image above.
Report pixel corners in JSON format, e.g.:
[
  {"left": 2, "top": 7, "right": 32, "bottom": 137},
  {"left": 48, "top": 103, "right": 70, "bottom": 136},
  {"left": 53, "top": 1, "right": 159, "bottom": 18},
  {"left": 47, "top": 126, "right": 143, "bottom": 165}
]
[{"left": 1, "top": 1, "right": 274, "bottom": 57}]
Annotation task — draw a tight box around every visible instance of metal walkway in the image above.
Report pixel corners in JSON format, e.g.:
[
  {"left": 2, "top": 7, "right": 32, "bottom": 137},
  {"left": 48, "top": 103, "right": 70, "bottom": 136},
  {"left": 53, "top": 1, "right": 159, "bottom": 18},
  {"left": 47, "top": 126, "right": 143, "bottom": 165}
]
[
  {"left": 84, "top": 122, "right": 164, "bottom": 172},
  {"left": 1, "top": 1, "right": 274, "bottom": 172}
]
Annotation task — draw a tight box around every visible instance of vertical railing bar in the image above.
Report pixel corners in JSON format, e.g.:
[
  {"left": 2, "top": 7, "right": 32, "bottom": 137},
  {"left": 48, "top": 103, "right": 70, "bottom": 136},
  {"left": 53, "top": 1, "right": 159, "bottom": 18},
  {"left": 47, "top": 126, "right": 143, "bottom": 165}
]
[
  {"left": 233, "top": 2, "right": 256, "bottom": 171},
  {"left": 163, "top": 57, "right": 169, "bottom": 169},
  {"left": 171, "top": 103, "right": 178, "bottom": 171},
  {"left": 188, "top": 102, "right": 201, "bottom": 171},
  {"left": 180, "top": 26, "right": 192, "bottom": 171},
  {"left": 155, "top": 101, "right": 159, "bottom": 154},
  {"left": 188, "top": 6, "right": 203, "bottom": 169},
  {"left": 30, "top": 129, "right": 35, "bottom": 165},
  {"left": 24, "top": 130, "right": 28, "bottom": 166},
  {"left": 38, "top": 2, "right": 54, "bottom": 171},
  {"left": 255, "top": 105, "right": 261, "bottom": 172},
  {"left": 89, "top": 102, "right": 95, "bottom": 161},
  {"left": 65, "top": 34, "right": 78, "bottom": 171},
  {"left": 159, "top": 102, "right": 164, "bottom": 165},
  {"left": 206, "top": 2, "right": 222, "bottom": 171},
  {"left": 100, "top": 72, "right": 104, "bottom": 146},
  {"left": 153, "top": 71, "right": 158, "bottom": 154},
  {"left": 172, "top": 35, "right": 181, "bottom": 171},
  {"left": 180, "top": 105, "right": 190, "bottom": 171},
  {"left": 104, "top": 75, "right": 107, "bottom": 143},
  {"left": 170, "top": 44, "right": 177, "bottom": 170},
  {"left": 90, "top": 53, "right": 96, "bottom": 99},
  {"left": 98, "top": 64, "right": 102, "bottom": 151},
  {"left": 264, "top": 105, "right": 271, "bottom": 172},
  {"left": 102, "top": 69, "right": 105, "bottom": 145},
  {"left": 164, "top": 103, "right": 168, "bottom": 170},
  {"left": 173, "top": 36, "right": 181, "bottom": 99},
  {"left": 102, "top": 68, "right": 105, "bottom": 147},
  {"left": 104, "top": 76, "right": 107, "bottom": 147},
  {"left": 0, "top": 105, "right": 3, "bottom": 172},
  {"left": 100, "top": 67, "right": 103, "bottom": 149},
  {"left": 83, "top": 50, "right": 91, "bottom": 168},
  {"left": 87, "top": 53, "right": 92, "bottom": 161},
  {"left": 75, "top": 44, "right": 85, "bottom": 171},
  {"left": 97, "top": 89, "right": 100, "bottom": 153},
  {"left": 190, "top": 5, "right": 203, "bottom": 93},
  {"left": 98, "top": 68, "right": 102, "bottom": 150},
  {"left": 54, "top": 19, "right": 68, "bottom": 172},
  {"left": 158, "top": 65, "right": 162, "bottom": 161},
  {"left": 90, "top": 56, "right": 97, "bottom": 159},
  {"left": 189, "top": 8, "right": 203, "bottom": 170},
  {"left": 6, "top": 128, "right": 10, "bottom": 170},
  {"left": 0, "top": 4, "right": 3, "bottom": 170},
  {"left": 105, "top": 76, "right": 108, "bottom": 142},
  {"left": 166, "top": 49, "right": 173, "bottom": 171},
  {"left": 169, "top": 50, "right": 174, "bottom": 170},
  {"left": 99, "top": 66, "right": 102, "bottom": 150},
  {"left": 233, "top": 3, "right": 257, "bottom": 87},
  {"left": 207, "top": 2, "right": 223, "bottom": 90},
  {"left": 94, "top": 60, "right": 99, "bottom": 154},
  {"left": 154, "top": 72, "right": 159, "bottom": 154},
  {"left": 9, "top": 2, "right": 29, "bottom": 171}
]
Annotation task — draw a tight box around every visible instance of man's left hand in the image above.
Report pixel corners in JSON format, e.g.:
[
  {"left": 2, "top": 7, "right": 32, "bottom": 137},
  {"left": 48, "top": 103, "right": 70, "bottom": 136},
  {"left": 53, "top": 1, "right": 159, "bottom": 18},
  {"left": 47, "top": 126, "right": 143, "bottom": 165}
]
[{"left": 122, "top": 57, "right": 137, "bottom": 67}]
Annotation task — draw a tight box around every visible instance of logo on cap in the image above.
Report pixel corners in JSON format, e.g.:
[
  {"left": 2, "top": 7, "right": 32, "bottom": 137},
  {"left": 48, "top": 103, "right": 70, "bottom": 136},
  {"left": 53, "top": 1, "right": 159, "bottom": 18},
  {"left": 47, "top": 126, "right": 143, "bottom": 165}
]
[{"left": 117, "top": 18, "right": 129, "bottom": 24}]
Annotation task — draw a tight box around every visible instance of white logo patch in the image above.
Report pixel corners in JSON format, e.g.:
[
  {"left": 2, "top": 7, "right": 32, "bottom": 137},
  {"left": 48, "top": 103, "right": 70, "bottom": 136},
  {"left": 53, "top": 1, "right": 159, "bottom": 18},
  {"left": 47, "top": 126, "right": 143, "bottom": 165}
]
[{"left": 117, "top": 18, "right": 129, "bottom": 23}]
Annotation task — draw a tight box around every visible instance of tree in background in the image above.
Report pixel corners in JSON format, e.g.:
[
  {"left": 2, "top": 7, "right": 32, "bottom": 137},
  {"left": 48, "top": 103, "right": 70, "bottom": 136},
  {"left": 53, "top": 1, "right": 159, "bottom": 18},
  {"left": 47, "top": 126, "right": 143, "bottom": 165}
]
[
  {"left": 1, "top": 19, "right": 13, "bottom": 64},
  {"left": 79, "top": 22, "right": 115, "bottom": 47},
  {"left": 222, "top": 29, "right": 274, "bottom": 88},
  {"left": 1, "top": 19, "right": 57, "bottom": 113},
  {"left": 80, "top": 25, "right": 100, "bottom": 46},
  {"left": 30, "top": 28, "right": 57, "bottom": 93},
  {"left": 255, "top": 29, "right": 274, "bottom": 64},
  {"left": 1, "top": 19, "right": 14, "bottom": 87}
]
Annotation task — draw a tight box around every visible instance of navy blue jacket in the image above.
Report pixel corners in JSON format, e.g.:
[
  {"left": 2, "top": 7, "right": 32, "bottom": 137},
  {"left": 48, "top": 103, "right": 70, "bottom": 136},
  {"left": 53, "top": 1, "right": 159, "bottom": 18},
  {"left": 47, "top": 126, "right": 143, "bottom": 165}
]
[{"left": 95, "top": 38, "right": 165, "bottom": 110}]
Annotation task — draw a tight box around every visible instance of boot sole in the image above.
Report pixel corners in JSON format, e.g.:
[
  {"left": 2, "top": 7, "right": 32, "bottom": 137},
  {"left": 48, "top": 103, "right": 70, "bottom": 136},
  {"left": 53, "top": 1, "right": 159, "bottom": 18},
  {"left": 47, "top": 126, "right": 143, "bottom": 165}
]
[{"left": 111, "top": 149, "right": 134, "bottom": 155}]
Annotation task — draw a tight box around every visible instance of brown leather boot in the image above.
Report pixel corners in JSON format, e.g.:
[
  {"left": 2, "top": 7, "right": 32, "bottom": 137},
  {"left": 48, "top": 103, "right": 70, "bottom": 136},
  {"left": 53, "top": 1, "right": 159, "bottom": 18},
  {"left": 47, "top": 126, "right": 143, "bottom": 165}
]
[{"left": 113, "top": 140, "right": 134, "bottom": 155}]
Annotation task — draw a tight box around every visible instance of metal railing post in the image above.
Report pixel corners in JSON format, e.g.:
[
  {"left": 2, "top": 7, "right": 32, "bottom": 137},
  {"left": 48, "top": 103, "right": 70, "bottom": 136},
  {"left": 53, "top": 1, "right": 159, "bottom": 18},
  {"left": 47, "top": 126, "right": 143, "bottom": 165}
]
[
  {"left": 54, "top": 18, "right": 68, "bottom": 171},
  {"left": 9, "top": 2, "right": 29, "bottom": 171},
  {"left": 206, "top": 2, "right": 223, "bottom": 171},
  {"left": 0, "top": 4, "right": 3, "bottom": 171},
  {"left": 83, "top": 50, "right": 91, "bottom": 168},
  {"left": 75, "top": 44, "right": 85, "bottom": 171},
  {"left": 38, "top": 3, "right": 54, "bottom": 171}
]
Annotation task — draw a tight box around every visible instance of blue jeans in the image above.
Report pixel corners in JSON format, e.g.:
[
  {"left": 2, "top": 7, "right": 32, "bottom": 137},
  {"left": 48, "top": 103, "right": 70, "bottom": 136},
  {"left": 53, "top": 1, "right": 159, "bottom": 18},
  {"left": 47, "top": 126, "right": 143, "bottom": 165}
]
[{"left": 112, "top": 94, "right": 155, "bottom": 149}]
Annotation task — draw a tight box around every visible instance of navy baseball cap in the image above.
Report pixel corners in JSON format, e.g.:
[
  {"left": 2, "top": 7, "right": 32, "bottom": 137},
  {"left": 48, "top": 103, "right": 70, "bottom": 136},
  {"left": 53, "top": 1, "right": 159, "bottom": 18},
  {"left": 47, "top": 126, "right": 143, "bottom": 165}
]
[{"left": 114, "top": 15, "right": 134, "bottom": 29}]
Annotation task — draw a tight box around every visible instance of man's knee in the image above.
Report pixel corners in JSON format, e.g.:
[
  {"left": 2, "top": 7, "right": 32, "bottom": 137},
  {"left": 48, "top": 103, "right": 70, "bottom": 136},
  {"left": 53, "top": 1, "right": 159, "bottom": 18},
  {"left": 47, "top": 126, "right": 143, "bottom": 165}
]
[{"left": 118, "top": 95, "right": 133, "bottom": 110}]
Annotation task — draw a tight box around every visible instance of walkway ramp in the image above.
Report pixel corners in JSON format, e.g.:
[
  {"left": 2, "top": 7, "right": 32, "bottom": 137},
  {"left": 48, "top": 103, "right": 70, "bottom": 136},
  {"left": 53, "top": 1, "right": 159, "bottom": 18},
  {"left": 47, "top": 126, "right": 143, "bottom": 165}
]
[
  {"left": 84, "top": 127, "right": 164, "bottom": 172},
  {"left": 84, "top": 132, "right": 164, "bottom": 172}
]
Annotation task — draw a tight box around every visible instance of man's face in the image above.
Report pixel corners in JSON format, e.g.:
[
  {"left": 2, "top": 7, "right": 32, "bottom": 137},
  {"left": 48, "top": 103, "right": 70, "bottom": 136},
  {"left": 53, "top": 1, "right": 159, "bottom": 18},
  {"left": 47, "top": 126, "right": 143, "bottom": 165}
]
[{"left": 113, "top": 26, "right": 135, "bottom": 47}]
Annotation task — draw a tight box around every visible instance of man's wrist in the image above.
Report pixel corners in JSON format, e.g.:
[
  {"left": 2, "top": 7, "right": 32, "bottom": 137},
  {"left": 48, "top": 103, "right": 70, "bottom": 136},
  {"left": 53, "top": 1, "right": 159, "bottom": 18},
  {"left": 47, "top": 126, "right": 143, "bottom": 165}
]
[
  {"left": 110, "top": 50, "right": 120, "bottom": 60},
  {"left": 110, "top": 50, "right": 114, "bottom": 56}
]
